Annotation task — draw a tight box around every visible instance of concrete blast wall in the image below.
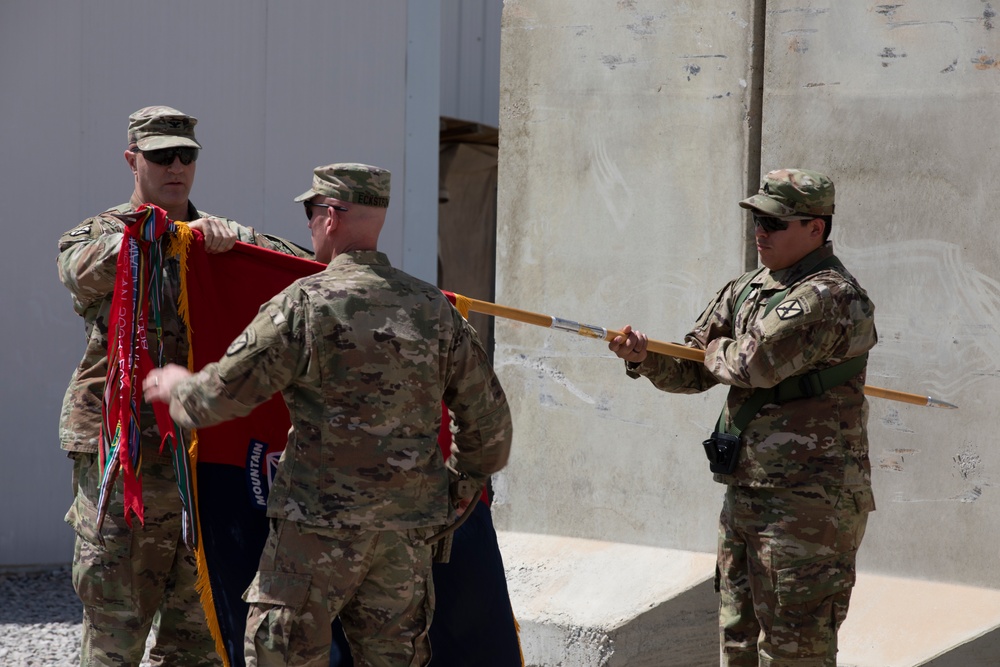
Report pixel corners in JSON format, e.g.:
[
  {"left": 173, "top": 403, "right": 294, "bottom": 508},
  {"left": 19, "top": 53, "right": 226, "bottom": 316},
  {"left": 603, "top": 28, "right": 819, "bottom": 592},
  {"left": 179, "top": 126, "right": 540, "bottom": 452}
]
[{"left": 494, "top": 2, "right": 1000, "bottom": 665}]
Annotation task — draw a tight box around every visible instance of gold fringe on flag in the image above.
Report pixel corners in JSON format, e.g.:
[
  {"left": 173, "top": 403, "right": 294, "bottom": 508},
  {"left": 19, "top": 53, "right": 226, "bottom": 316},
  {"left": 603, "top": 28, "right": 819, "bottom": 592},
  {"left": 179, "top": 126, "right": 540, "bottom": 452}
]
[
  {"left": 452, "top": 292, "right": 473, "bottom": 319},
  {"left": 169, "top": 222, "right": 230, "bottom": 667}
]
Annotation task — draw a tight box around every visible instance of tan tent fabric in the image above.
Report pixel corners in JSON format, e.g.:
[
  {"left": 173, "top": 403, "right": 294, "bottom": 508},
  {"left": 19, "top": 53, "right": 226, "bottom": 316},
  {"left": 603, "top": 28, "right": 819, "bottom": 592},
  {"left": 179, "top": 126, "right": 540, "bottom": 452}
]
[{"left": 438, "top": 131, "right": 498, "bottom": 356}]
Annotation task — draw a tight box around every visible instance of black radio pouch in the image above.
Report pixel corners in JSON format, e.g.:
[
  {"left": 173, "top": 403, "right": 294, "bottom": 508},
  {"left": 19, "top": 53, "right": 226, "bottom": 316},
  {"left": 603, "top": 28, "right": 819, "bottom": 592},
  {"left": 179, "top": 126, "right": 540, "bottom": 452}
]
[{"left": 702, "top": 431, "right": 742, "bottom": 475}]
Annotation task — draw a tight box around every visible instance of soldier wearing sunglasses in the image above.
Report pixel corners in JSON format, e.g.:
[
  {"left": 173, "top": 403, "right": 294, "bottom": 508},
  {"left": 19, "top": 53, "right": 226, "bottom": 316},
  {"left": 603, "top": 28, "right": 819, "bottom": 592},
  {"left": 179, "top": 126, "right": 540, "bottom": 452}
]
[
  {"left": 609, "top": 169, "right": 876, "bottom": 666},
  {"left": 56, "top": 106, "right": 311, "bottom": 667}
]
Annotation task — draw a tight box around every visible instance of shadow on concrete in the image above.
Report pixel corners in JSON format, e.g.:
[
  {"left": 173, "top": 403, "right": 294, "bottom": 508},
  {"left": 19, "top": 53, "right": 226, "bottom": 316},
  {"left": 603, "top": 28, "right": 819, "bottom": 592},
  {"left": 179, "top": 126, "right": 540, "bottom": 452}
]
[
  {"left": 612, "top": 581, "right": 1000, "bottom": 667},
  {"left": 919, "top": 626, "right": 1000, "bottom": 667},
  {"left": 610, "top": 578, "right": 718, "bottom": 667}
]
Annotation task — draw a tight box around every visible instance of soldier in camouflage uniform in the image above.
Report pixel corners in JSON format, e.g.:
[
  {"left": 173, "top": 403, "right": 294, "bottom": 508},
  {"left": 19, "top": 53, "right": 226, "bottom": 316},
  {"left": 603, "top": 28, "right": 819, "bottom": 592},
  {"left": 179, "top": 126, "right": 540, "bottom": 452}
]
[
  {"left": 143, "top": 163, "right": 513, "bottom": 667},
  {"left": 610, "top": 169, "right": 877, "bottom": 667},
  {"left": 57, "top": 106, "right": 312, "bottom": 666}
]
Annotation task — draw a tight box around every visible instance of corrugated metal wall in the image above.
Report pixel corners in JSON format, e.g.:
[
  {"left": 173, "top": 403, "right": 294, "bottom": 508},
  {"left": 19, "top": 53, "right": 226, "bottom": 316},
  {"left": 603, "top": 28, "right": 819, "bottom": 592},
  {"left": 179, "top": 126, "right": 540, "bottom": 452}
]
[{"left": 441, "top": 0, "right": 503, "bottom": 127}]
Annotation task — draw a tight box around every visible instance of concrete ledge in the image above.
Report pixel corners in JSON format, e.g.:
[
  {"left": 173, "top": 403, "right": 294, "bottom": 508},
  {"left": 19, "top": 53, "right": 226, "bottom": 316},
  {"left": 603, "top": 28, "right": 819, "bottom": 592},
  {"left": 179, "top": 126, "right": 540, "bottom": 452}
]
[
  {"left": 498, "top": 531, "right": 1000, "bottom": 667},
  {"left": 498, "top": 531, "right": 718, "bottom": 666}
]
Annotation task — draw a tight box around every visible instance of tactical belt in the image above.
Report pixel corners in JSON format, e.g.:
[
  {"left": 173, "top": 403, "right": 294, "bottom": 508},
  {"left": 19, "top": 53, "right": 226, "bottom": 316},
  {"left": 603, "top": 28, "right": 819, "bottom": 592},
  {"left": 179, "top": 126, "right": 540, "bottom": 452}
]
[{"left": 716, "top": 352, "right": 868, "bottom": 438}]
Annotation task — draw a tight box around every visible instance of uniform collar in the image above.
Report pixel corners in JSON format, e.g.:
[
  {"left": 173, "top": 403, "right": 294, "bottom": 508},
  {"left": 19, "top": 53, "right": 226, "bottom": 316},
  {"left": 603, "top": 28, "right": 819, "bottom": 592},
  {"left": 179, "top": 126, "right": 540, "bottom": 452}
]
[
  {"left": 127, "top": 194, "right": 198, "bottom": 221},
  {"left": 328, "top": 250, "right": 390, "bottom": 268},
  {"left": 759, "top": 242, "right": 834, "bottom": 290}
]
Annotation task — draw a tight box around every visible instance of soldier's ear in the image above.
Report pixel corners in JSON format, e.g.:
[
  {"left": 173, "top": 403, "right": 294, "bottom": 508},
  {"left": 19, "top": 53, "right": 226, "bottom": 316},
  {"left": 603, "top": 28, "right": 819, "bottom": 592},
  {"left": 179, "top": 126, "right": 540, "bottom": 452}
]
[
  {"left": 325, "top": 213, "right": 341, "bottom": 234},
  {"left": 124, "top": 149, "right": 137, "bottom": 173},
  {"left": 809, "top": 217, "right": 824, "bottom": 237}
]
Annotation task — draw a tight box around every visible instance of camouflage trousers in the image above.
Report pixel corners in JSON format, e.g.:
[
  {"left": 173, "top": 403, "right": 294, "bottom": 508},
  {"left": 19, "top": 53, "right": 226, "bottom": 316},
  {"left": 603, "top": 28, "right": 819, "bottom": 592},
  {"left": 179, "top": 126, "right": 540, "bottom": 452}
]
[
  {"left": 244, "top": 519, "right": 436, "bottom": 667},
  {"left": 66, "top": 451, "right": 221, "bottom": 666},
  {"left": 717, "top": 485, "right": 874, "bottom": 667}
]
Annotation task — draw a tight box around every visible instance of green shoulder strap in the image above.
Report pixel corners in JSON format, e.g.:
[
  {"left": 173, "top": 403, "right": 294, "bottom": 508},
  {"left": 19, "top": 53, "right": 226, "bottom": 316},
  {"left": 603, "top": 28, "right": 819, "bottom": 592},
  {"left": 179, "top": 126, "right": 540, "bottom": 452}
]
[{"left": 731, "top": 267, "right": 766, "bottom": 324}]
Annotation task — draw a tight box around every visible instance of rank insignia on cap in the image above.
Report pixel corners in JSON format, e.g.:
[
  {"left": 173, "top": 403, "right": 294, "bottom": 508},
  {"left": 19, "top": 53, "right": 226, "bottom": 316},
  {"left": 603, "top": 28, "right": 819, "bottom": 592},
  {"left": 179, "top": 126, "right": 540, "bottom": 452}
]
[{"left": 775, "top": 299, "right": 805, "bottom": 320}]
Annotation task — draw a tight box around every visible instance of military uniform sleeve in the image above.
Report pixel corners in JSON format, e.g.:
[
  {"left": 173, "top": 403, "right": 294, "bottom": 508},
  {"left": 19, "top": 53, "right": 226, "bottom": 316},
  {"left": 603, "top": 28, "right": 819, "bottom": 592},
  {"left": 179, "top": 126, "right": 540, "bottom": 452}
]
[
  {"left": 442, "top": 311, "right": 512, "bottom": 489},
  {"left": 631, "top": 349, "right": 714, "bottom": 394},
  {"left": 703, "top": 276, "right": 862, "bottom": 389},
  {"left": 56, "top": 216, "right": 124, "bottom": 314},
  {"left": 224, "top": 218, "right": 313, "bottom": 259},
  {"left": 259, "top": 233, "right": 315, "bottom": 259},
  {"left": 629, "top": 279, "right": 746, "bottom": 394},
  {"left": 169, "top": 289, "right": 310, "bottom": 428}
]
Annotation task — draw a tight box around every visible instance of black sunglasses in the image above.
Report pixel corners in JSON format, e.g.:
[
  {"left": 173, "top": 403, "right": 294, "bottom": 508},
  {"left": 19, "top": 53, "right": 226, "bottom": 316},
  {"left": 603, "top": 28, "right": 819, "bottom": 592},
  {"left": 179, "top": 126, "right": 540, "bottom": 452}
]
[
  {"left": 752, "top": 213, "right": 790, "bottom": 233},
  {"left": 304, "top": 201, "right": 349, "bottom": 221},
  {"left": 135, "top": 146, "right": 199, "bottom": 166}
]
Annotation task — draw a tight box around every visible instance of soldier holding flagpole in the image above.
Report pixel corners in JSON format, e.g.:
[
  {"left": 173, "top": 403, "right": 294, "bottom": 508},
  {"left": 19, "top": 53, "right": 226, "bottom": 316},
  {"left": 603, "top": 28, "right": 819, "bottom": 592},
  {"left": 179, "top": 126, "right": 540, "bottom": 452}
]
[{"left": 610, "top": 169, "right": 877, "bottom": 666}]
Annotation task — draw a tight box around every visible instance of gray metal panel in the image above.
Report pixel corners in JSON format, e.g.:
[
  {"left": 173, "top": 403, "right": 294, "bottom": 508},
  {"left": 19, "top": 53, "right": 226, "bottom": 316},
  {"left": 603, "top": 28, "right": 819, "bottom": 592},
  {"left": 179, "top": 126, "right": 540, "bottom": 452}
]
[
  {"left": 404, "top": 0, "right": 442, "bottom": 283},
  {"left": 481, "top": 0, "right": 502, "bottom": 127},
  {"left": 441, "top": 0, "right": 463, "bottom": 116},
  {"left": 255, "top": 2, "right": 412, "bottom": 264},
  {"left": 440, "top": 0, "right": 502, "bottom": 127},
  {"left": 457, "top": 0, "right": 490, "bottom": 123},
  {"left": 0, "top": 0, "right": 86, "bottom": 568}
]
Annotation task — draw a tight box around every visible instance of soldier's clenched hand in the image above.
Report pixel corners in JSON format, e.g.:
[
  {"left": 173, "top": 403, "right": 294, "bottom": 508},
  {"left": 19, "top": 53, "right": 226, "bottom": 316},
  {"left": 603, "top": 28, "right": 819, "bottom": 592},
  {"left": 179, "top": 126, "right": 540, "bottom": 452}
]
[
  {"left": 189, "top": 217, "right": 237, "bottom": 253},
  {"left": 608, "top": 324, "right": 648, "bottom": 364}
]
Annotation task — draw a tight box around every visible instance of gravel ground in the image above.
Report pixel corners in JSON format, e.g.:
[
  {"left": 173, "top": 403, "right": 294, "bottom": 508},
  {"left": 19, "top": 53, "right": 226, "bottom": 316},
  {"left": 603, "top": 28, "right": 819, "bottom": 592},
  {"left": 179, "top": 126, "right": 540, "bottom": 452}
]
[{"left": 0, "top": 567, "right": 151, "bottom": 667}]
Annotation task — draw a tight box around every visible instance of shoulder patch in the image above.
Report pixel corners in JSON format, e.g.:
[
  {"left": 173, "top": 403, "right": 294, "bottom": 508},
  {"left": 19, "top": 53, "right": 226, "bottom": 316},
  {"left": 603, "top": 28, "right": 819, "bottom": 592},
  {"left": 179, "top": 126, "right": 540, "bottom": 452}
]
[
  {"left": 775, "top": 298, "right": 808, "bottom": 320},
  {"left": 69, "top": 226, "right": 92, "bottom": 237},
  {"left": 226, "top": 329, "right": 256, "bottom": 356}
]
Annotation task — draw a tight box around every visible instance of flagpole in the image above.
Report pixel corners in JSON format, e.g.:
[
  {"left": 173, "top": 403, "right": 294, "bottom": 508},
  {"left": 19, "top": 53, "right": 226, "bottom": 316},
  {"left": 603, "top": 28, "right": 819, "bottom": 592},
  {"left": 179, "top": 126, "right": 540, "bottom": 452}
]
[{"left": 453, "top": 294, "right": 958, "bottom": 410}]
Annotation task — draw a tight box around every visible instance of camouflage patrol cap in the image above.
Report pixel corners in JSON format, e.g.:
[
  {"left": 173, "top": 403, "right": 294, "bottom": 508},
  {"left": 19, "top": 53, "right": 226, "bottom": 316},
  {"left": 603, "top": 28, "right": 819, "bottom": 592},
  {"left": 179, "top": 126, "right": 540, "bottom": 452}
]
[
  {"left": 293, "top": 163, "right": 391, "bottom": 208},
  {"left": 739, "top": 169, "right": 835, "bottom": 217},
  {"left": 127, "top": 106, "right": 202, "bottom": 150}
]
